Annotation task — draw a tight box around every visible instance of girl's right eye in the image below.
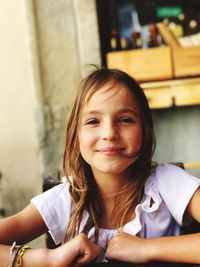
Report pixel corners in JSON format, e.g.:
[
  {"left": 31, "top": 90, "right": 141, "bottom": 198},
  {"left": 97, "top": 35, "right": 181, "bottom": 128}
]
[{"left": 85, "top": 119, "right": 99, "bottom": 125}]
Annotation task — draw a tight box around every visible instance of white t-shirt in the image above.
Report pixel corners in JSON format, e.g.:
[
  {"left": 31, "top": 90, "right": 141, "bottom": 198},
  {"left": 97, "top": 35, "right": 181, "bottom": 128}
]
[{"left": 31, "top": 164, "right": 200, "bottom": 261}]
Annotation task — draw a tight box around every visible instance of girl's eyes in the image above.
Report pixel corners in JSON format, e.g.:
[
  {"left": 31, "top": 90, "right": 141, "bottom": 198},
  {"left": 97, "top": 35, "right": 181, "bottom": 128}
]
[
  {"left": 118, "top": 117, "right": 135, "bottom": 124},
  {"left": 85, "top": 119, "right": 99, "bottom": 125},
  {"left": 85, "top": 117, "right": 135, "bottom": 125}
]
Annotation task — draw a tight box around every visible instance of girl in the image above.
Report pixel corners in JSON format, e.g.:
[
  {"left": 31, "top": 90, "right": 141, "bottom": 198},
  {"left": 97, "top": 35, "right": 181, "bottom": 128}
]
[{"left": 1, "top": 67, "right": 200, "bottom": 267}]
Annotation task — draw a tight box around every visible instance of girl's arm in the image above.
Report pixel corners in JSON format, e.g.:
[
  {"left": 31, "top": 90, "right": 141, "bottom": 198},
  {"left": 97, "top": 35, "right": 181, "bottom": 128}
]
[
  {"left": 187, "top": 186, "right": 200, "bottom": 222},
  {"left": 0, "top": 233, "right": 100, "bottom": 267},
  {"left": 0, "top": 203, "right": 47, "bottom": 245},
  {"left": 105, "top": 187, "right": 200, "bottom": 264},
  {"left": 0, "top": 203, "right": 47, "bottom": 266},
  {"left": 0, "top": 204, "right": 100, "bottom": 266}
]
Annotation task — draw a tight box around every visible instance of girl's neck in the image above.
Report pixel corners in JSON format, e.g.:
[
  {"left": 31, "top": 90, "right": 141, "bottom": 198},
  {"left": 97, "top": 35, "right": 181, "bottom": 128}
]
[
  {"left": 98, "top": 189, "right": 136, "bottom": 229},
  {"left": 99, "top": 186, "right": 127, "bottom": 199},
  {"left": 92, "top": 170, "right": 130, "bottom": 197},
  {"left": 91, "top": 169, "right": 135, "bottom": 229}
]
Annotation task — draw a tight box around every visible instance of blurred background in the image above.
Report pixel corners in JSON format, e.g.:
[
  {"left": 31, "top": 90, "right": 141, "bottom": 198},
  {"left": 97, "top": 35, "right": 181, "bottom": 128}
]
[{"left": 0, "top": 0, "right": 200, "bottom": 245}]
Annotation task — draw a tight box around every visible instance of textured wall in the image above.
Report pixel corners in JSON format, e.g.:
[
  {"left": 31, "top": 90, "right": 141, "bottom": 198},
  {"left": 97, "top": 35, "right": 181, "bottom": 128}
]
[
  {"left": 0, "top": 0, "right": 42, "bottom": 215},
  {"left": 33, "top": 0, "right": 100, "bottom": 173},
  {"left": 0, "top": 0, "right": 100, "bottom": 247},
  {"left": 0, "top": 0, "right": 100, "bottom": 214},
  {"left": 33, "top": 0, "right": 80, "bottom": 173}
]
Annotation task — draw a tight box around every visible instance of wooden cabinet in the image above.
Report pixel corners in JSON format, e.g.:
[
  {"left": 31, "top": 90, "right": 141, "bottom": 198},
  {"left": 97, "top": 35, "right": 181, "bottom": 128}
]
[
  {"left": 97, "top": 0, "right": 200, "bottom": 109},
  {"left": 107, "top": 47, "right": 200, "bottom": 109},
  {"left": 140, "top": 77, "right": 200, "bottom": 109},
  {"left": 107, "top": 47, "right": 173, "bottom": 82}
]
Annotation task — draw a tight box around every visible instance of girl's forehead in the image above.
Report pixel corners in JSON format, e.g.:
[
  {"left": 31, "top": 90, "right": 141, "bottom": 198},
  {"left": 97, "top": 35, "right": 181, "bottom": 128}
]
[
  {"left": 82, "top": 81, "right": 139, "bottom": 113},
  {"left": 85, "top": 81, "right": 134, "bottom": 103}
]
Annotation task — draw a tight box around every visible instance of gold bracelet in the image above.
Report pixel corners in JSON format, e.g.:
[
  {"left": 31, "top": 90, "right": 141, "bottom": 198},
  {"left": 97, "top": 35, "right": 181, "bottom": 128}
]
[{"left": 13, "top": 245, "right": 31, "bottom": 267}]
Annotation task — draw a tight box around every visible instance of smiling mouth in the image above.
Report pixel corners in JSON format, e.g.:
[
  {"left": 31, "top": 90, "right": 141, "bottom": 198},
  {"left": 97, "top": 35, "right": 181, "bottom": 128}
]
[{"left": 97, "top": 148, "right": 124, "bottom": 156}]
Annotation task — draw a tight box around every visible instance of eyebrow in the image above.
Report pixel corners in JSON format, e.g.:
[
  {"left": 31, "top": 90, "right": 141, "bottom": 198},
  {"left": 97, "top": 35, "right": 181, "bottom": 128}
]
[{"left": 82, "top": 108, "right": 139, "bottom": 117}]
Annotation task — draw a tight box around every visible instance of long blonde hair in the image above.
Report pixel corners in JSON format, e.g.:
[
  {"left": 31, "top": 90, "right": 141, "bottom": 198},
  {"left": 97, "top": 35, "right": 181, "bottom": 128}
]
[{"left": 63, "top": 67, "right": 156, "bottom": 241}]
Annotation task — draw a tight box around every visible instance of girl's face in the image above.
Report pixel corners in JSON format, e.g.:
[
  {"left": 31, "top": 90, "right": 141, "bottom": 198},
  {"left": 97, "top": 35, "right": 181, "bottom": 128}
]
[{"left": 78, "top": 82, "right": 142, "bottom": 178}]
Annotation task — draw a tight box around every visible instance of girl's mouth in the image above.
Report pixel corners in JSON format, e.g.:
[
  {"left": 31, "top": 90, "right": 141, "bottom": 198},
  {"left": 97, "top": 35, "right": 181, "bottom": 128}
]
[{"left": 97, "top": 147, "right": 124, "bottom": 156}]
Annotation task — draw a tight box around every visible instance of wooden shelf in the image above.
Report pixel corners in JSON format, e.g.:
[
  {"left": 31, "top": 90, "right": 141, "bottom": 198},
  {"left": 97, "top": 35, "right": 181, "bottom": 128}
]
[
  {"left": 107, "top": 47, "right": 173, "bottom": 82},
  {"left": 140, "top": 77, "right": 200, "bottom": 109}
]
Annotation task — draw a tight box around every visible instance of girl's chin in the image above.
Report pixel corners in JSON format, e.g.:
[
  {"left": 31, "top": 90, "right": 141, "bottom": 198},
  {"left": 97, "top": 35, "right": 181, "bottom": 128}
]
[{"left": 92, "top": 165, "right": 133, "bottom": 175}]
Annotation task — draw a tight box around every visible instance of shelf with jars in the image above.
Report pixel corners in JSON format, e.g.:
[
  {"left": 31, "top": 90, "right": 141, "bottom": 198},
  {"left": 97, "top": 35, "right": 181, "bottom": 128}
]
[
  {"left": 107, "top": 22, "right": 200, "bottom": 83},
  {"left": 97, "top": 0, "right": 200, "bottom": 109},
  {"left": 107, "top": 30, "right": 200, "bottom": 109}
]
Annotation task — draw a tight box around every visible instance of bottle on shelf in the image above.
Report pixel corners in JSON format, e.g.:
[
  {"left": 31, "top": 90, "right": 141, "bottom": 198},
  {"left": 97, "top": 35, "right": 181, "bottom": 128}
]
[
  {"left": 120, "top": 37, "right": 132, "bottom": 50},
  {"left": 110, "top": 28, "right": 121, "bottom": 51},
  {"left": 148, "top": 23, "right": 160, "bottom": 47},
  {"left": 131, "top": 31, "right": 142, "bottom": 49},
  {"left": 188, "top": 19, "right": 198, "bottom": 35}
]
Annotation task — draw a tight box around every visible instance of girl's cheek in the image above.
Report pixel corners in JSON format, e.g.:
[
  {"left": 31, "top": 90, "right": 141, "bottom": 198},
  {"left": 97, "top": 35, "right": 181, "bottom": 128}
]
[
  {"left": 79, "top": 129, "right": 94, "bottom": 146},
  {"left": 129, "top": 131, "right": 142, "bottom": 147}
]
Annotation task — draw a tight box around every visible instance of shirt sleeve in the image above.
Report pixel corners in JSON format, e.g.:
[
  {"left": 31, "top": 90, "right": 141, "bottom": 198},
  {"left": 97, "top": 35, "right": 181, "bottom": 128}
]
[
  {"left": 156, "top": 164, "right": 200, "bottom": 225},
  {"left": 31, "top": 182, "right": 72, "bottom": 245}
]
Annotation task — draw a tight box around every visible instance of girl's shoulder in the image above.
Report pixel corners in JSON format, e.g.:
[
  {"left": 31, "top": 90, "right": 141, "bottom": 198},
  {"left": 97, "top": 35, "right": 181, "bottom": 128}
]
[
  {"left": 31, "top": 180, "right": 71, "bottom": 205},
  {"left": 145, "top": 163, "right": 200, "bottom": 225},
  {"left": 147, "top": 163, "right": 200, "bottom": 194},
  {"left": 153, "top": 163, "right": 200, "bottom": 188},
  {"left": 31, "top": 180, "right": 72, "bottom": 244}
]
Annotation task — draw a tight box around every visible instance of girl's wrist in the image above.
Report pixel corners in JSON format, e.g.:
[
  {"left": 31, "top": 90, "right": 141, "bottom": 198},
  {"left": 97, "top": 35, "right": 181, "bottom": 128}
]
[
  {"left": 143, "top": 238, "right": 168, "bottom": 263},
  {"left": 141, "top": 238, "right": 157, "bottom": 263},
  {"left": 13, "top": 245, "right": 31, "bottom": 267},
  {"left": 22, "top": 247, "right": 51, "bottom": 267}
]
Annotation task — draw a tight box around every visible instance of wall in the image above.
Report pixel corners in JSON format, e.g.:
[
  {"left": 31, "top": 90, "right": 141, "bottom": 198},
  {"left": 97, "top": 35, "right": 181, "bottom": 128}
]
[
  {"left": 0, "top": 0, "right": 100, "bottom": 211},
  {"left": 153, "top": 106, "right": 200, "bottom": 177},
  {"left": 33, "top": 0, "right": 101, "bottom": 173},
  {"left": 0, "top": 0, "right": 100, "bottom": 246},
  {"left": 0, "top": 0, "right": 42, "bottom": 215}
]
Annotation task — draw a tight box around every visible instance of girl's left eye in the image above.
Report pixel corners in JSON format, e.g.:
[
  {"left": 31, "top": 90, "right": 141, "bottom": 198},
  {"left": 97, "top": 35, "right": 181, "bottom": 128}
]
[
  {"left": 118, "top": 117, "right": 134, "bottom": 124},
  {"left": 85, "top": 119, "right": 99, "bottom": 125}
]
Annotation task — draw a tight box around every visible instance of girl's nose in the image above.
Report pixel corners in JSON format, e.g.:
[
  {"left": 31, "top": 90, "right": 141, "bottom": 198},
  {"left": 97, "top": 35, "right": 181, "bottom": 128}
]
[{"left": 102, "top": 122, "right": 119, "bottom": 141}]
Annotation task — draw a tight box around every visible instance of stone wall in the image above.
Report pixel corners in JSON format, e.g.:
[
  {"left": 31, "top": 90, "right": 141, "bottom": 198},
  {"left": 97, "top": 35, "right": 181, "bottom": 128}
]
[
  {"left": 33, "top": 0, "right": 101, "bottom": 173},
  {"left": 0, "top": 0, "right": 42, "bottom": 215},
  {"left": 0, "top": 0, "right": 100, "bottom": 217}
]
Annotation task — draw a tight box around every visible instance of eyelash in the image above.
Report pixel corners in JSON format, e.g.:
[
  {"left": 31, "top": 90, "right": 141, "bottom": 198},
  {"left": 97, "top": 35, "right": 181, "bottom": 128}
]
[
  {"left": 85, "top": 117, "right": 135, "bottom": 125},
  {"left": 118, "top": 117, "right": 134, "bottom": 124},
  {"left": 85, "top": 119, "right": 99, "bottom": 125}
]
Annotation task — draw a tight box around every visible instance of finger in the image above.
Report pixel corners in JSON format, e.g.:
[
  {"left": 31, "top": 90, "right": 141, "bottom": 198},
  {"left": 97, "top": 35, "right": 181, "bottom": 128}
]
[
  {"left": 106, "top": 236, "right": 117, "bottom": 248},
  {"left": 76, "top": 245, "right": 100, "bottom": 265},
  {"left": 107, "top": 236, "right": 115, "bottom": 246},
  {"left": 105, "top": 250, "right": 114, "bottom": 261},
  {"left": 74, "top": 253, "right": 97, "bottom": 266}
]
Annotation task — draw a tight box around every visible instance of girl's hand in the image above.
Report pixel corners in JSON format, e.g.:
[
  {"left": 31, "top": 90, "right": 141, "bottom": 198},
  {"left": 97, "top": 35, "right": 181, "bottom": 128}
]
[
  {"left": 105, "top": 232, "right": 149, "bottom": 264},
  {"left": 49, "top": 233, "right": 100, "bottom": 267}
]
